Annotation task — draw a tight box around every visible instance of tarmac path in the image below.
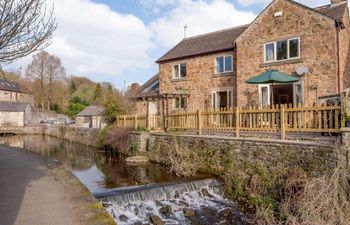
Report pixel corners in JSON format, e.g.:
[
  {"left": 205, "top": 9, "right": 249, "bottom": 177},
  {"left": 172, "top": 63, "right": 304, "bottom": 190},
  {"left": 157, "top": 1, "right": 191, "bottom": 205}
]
[{"left": 0, "top": 145, "right": 76, "bottom": 225}]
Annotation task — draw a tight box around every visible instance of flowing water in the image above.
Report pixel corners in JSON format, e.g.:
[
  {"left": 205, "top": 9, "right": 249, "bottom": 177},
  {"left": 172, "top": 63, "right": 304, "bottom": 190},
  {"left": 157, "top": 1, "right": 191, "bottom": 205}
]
[{"left": 0, "top": 135, "right": 252, "bottom": 225}]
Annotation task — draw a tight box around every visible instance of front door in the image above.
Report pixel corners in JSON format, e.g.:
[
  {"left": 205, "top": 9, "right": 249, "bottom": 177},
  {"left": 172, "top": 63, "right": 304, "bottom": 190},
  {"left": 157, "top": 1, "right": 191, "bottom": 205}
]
[{"left": 212, "top": 90, "right": 233, "bottom": 109}]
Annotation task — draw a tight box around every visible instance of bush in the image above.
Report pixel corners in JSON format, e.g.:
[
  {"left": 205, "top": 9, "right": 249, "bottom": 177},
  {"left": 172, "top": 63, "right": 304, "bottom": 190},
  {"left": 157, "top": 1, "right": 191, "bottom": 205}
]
[{"left": 102, "top": 126, "right": 132, "bottom": 155}]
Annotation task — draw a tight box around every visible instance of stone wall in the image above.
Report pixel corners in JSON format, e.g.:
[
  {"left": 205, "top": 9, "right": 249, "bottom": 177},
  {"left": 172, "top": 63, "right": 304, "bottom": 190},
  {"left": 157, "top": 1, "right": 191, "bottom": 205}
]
[
  {"left": 0, "top": 90, "right": 34, "bottom": 106},
  {"left": 159, "top": 51, "right": 235, "bottom": 110},
  {"left": 44, "top": 126, "right": 100, "bottom": 147},
  {"left": 235, "top": 0, "right": 341, "bottom": 106},
  {"left": 30, "top": 108, "right": 66, "bottom": 124},
  {"left": 139, "top": 133, "right": 343, "bottom": 174},
  {"left": 0, "top": 111, "right": 24, "bottom": 126}
]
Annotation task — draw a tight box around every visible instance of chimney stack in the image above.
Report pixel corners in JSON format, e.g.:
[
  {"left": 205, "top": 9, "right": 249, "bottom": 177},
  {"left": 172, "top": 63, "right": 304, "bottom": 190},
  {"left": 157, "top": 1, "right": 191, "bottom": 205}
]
[{"left": 331, "top": 0, "right": 347, "bottom": 4}]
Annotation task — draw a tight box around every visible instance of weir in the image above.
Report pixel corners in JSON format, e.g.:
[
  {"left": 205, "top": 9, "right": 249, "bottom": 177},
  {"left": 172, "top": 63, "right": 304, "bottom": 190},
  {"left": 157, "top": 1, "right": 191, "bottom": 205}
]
[
  {"left": 96, "top": 179, "right": 222, "bottom": 204},
  {"left": 98, "top": 179, "right": 252, "bottom": 225}
]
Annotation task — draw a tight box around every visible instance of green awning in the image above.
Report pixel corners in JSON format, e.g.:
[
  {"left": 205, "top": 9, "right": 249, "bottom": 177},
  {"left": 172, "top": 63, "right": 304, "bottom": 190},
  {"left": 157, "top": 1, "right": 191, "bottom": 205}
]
[{"left": 246, "top": 70, "right": 299, "bottom": 84}]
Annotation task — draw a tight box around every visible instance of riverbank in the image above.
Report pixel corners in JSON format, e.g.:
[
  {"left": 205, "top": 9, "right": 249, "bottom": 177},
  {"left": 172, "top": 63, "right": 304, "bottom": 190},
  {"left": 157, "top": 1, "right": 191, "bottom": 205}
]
[{"left": 0, "top": 144, "right": 115, "bottom": 225}]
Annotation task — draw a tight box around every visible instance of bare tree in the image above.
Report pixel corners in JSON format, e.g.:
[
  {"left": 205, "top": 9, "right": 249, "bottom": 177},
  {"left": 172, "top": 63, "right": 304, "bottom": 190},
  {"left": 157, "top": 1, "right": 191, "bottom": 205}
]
[
  {"left": 0, "top": 0, "right": 57, "bottom": 64},
  {"left": 46, "top": 54, "right": 65, "bottom": 109},
  {"left": 25, "top": 51, "right": 65, "bottom": 109}
]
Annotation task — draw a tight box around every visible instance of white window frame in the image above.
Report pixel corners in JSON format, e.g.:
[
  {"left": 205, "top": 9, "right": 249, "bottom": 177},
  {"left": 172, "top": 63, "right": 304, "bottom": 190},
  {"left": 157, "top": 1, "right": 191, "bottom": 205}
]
[
  {"left": 212, "top": 90, "right": 233, "bottom": 109},
  {"left": 258, "top": 84, "right": 271, "bottom": 106},
  {"left": 293, "top": 81, "right": 304, "bottom": 104},
  {"left": 215, "top": 55, "right": 233, "bottom": 74},
  {"left": 264, "top": 37, "right": 300, "bottom": 63},
  {"left": 173, "top": 97, "right": 187, "bottom": 110},
  {"left": 172, "top": 63, "right": 187, "bottom": 79}
]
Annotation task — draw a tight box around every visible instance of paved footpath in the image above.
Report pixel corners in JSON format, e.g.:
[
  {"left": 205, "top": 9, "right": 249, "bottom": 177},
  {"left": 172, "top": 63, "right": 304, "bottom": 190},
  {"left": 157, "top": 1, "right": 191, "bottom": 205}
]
[{"left": 0, "top": 145, "right": 76, "bottom": 225}]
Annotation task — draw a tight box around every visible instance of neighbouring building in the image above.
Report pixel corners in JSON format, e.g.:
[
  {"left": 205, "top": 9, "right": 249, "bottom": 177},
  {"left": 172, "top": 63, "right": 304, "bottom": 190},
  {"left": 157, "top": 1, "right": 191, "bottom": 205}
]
[
  {"left": 0, "top": 79, "right": 34, "bottom": 106},
  {"left": 0, "top": 102, "right": 32, "bottom": 126},
  {"left": 135, "top": 0, "right": 350, "bottom": 112},
  {"left": 76, "top": 106, "right": 106, "bottom": 128}
]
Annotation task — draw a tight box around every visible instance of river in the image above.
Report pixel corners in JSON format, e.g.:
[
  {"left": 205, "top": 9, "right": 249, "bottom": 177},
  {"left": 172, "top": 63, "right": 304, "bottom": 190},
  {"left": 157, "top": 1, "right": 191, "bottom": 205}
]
[{"left": 0, "top": 135, "right": 252, "bottom": 225}]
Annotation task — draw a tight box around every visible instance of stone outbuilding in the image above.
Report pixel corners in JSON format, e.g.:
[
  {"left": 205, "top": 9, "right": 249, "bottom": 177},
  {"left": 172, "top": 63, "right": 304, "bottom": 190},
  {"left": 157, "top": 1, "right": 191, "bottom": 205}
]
[
  {"left": 0, "top": 102, "right": 32, "bottom": 126},
  {"left": 76, "top": 106, "right": 106, "bottom": 128},
  {"left": 0, "top": 79, "right": 34, "bottom": 106}
]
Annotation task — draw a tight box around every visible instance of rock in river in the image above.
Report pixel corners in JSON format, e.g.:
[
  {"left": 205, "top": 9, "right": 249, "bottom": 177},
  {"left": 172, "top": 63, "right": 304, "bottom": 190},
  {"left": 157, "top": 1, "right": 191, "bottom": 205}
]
[
  {"left": 125, "top": 156, "right": 150, "bottom": 164},
  {"left": 149, "top": 215, "right": 163, "bottom": 225}
]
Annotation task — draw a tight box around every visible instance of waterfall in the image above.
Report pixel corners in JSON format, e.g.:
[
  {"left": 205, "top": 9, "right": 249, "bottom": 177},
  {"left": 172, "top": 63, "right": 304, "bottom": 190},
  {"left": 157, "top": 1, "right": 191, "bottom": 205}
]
[
  {"left": 98, "top": 179, "right": 252, "bottom": 225},
  {"left": 96, "top": 178, "right": 223, "bottom": 205}
]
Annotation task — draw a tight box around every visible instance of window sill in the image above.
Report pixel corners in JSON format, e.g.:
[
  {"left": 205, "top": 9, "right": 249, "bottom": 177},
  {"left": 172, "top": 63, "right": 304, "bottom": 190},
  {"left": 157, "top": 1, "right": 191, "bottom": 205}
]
[
  {"left": 260, "top": 58, "right": 303, "bottom": 67},
  {"left": 212, "top": 72, "right": 235, "bottom": 78},
  {"left": 171, "top": 78, "right": 187, "bottom": 83}
]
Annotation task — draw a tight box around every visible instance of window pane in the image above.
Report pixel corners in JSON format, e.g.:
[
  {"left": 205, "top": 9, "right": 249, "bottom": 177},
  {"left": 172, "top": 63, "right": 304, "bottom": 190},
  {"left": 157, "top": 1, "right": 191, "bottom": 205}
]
[
  {"left": 277, "top": 40, "right": 287, "bottom": 60},
  {"left": 261, "top": 87, "right": 269, "bottom": 106},
  {"left": 225, "top": 56, "right": 232, "bottom": 72},
  {"left": 216, "top": 57, "right": 224, "bottom": 73},
  {"left": 289, "top": 39, "right": 299, "bottom": 58},
  {"left": 265, "top": 43, "right": 275, "bottom": 61},
  {"left": 180, "top": 63, "right": 186, "bottom": 78},
  {"left": 181, "top": 98, "right": 187, "bottom": 109},
  {"left": 174, "top": 65, "right": 179, "bottom": 78}
]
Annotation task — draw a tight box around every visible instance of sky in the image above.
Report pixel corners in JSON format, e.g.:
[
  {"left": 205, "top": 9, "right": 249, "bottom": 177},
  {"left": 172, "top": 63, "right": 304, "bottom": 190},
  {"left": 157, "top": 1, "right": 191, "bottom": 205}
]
[{"left": 9, "top": 0, "right": 339, "bottom": 89}]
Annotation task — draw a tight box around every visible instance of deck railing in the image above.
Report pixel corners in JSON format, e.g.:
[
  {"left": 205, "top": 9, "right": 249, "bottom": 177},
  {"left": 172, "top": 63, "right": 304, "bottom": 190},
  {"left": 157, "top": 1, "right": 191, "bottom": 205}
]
[{"left": 116, "top": 104, "right": 342, "bottom": 139}]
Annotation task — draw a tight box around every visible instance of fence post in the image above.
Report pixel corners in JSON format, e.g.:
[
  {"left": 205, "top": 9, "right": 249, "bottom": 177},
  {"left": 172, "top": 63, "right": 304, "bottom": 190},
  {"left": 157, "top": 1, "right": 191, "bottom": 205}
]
[
  {"left": 197, "top": 109, "right": 202, "bottom": 135},
  {"left": 123, "top": 115, "right": 126, "bottom": 128},
  {"left": 134, "top": 114, "right": 138, "bottom": 131},
  {"left": 235, "top": 107, "right": 240, "bottom": 138},
  {"left": 146, "top": 113, "right": 151, "bottom": 131},
  {"left": 280, "top": 105, "right": 286, "bottom": 140}
]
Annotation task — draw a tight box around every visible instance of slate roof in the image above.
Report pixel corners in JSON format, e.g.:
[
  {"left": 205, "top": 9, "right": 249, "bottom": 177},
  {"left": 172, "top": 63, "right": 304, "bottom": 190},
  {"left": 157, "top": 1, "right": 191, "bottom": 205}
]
[
  {"left": 156, "top": 1, "right": 348, "bottom": 63},
  {"left": 0, "top": 79, "right": 21, "bottom": 93},
  {"left": 77, "top": 106, "right": 106, "bottom": 117},
  {"left": 314, "top": 2, "right": 348, "bottom": 22},
  {"left": 134, "top": 74, "right": 160, "bottom": 99},
  {"left": 156, "top": 25, "right": 248, "bottom": 63},
  {"left": 0, "top": 101, "right": 30, "bottom": 112}
]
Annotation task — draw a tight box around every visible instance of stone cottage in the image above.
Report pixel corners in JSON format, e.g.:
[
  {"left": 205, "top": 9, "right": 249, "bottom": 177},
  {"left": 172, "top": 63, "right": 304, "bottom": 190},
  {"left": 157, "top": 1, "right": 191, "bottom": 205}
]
[
  {"left": 0, "top": 102, "right": 32, "bottom": 126},
  {"left": 136, "top": 0, "right": 350, "bottom": 112},
  {"left": 0, "top": 79, "right": 34, "bottom": 106},
  {"left": 76, "top": 106, "right": 106, "bottom": 128}
]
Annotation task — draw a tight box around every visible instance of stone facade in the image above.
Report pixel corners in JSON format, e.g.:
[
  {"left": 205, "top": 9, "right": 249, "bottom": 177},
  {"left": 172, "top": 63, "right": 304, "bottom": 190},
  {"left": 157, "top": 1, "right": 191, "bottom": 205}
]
[
  {"left": 159, "top": 51, "right": 235, "bottom": 110},
  {"left": 0, "top": 111, "right": 25, "bottom": 126},
  {"left": 0, "top": 90, "right": 34, "bottom": 106},
  {"left": 154, "top": 0, "right": 350, "bottom": 110},
  {"left": 236, "top": 0, "right": 349, "bottom": 106}
]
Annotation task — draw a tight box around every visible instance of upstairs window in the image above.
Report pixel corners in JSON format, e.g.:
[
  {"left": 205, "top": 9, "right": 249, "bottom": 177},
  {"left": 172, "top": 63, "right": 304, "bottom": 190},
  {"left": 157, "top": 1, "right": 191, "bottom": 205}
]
[
  {"left": 174, "top": 97, "right": 187, "bottom": 110},
  {"left": 216, "top": 55, "right": 233, "bottom": 74},
  {"left": 173, "top": 63, "right": 187, "bottom": 79},
  {"left": 264, "top": 38, "right": 300, "bottom": 62}
]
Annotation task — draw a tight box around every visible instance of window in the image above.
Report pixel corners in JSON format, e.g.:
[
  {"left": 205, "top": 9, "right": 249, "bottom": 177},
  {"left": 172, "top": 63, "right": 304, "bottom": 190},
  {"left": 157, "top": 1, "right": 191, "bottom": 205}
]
[
  {"left": 264, "top": 38, "right": 300, "bottom": 62},
  {"left": 259, "top": 84, "right": 270, "bottom": 106},
  {"left": 216, "top": 56, "right": 233, "bottom": 74},
  {"left": 293, "top": 81, "right": 304, "bottom": 104},
  {"left": 174, "top": 97, "right": 187, "bottom": 110},
  {"left": 173, "top": 63, "right": 187, "bottom": 79},
  {"left": 212, "top": 90, "right": 233, "bottom": 109}
]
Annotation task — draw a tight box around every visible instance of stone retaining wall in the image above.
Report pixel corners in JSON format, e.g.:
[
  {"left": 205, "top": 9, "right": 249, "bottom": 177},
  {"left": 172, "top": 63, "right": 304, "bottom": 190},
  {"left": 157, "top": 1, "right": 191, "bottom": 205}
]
[
  {"left": 44, "top": 126, "right": 100, "bottom": 147},
  {"left": 137, "top": 132, "right": 344, "bottom": 174}
]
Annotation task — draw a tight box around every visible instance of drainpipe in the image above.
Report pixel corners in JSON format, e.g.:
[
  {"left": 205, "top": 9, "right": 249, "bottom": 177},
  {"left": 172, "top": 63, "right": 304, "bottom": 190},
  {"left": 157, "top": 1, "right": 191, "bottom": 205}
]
[{"left": 336, "top": 21, "right": 343, "bottom": 93}]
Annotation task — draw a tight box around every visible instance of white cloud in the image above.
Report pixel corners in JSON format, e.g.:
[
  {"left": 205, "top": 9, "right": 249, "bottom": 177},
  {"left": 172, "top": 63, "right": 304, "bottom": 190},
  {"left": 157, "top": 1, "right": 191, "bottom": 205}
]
[
  {"left": 237, "top": 0, "right": 343, "bottom": 7},
  {"left": 12, "top": 0, "right": 153, "bottom": 82},
  {"left": 150, "top": 0, "right": 256, "bottom": 48}
]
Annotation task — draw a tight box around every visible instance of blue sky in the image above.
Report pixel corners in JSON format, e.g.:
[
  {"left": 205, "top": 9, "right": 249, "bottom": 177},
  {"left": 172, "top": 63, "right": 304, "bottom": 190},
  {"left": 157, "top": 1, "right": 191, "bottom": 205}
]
[{"left": 10, "top": 0, "right": 333, "bottom": 89}]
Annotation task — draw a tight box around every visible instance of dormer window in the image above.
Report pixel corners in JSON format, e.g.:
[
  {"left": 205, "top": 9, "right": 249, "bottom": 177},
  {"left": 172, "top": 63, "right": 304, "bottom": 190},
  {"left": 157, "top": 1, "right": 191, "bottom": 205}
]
[
  {"left": 264, "top": 37, "right": 300, "bottom": 62},
  {"left": 173, "top": 63, "right": 186, "bottom": 79}
]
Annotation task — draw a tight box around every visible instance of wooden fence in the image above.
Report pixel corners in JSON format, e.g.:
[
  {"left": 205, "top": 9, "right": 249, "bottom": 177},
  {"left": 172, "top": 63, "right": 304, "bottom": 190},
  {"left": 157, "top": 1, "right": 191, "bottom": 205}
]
[{"left": 116, "top": 104, "right": 341, "bottom": 139}]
